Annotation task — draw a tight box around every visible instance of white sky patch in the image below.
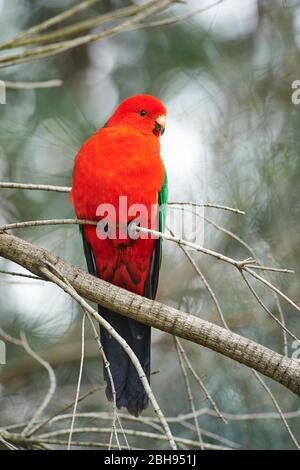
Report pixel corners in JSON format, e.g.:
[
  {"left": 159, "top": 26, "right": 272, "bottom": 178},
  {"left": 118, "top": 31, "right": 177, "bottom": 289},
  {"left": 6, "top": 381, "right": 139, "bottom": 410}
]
[
  {"left": 161, "top": 117, "right": 206, "bottom": 199},
  {"left": 162, "top": 72, "right": 225, "bottom": 204},
  {"left": 293, "top": 5, "right": 300, "bottom": 48},
  {"left": 2, "top": 262, "right": 76, "bottom": 337},
  {"left": 183, "top": 0, "right": 258, "bottom": 40},
  {"left": 76, "top": 68, "right": 118, "bottom": 127}
]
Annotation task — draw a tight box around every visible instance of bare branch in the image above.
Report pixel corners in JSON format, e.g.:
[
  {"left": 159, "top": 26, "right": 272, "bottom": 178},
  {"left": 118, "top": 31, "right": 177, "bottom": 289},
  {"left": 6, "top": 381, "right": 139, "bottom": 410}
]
[
  {"left": 4, "top": 80, "right": 63, "bottom": 89},
  {"left": 168, "top": 201, "right": 245, "bottom": 215},
  {"left": 174, "top": 337, "right": 203, "bottom": 448},
  {"left": 240, "top": 272, "right": 299, "bottom": 342},
  {"left": 67, "top": 314, "right": 86, "bottom": 450},
  {"left": 195, "top": 210, "right": 289, "bottom": 355},
  {"left": 0, "top": 232, "right": 299, "bottom": 396},
  {"left": 0, "top": 182, "right": 71, "bottom": 192},
  {"left": 0, "top": 218, "right": 95, "bottom": 231},
  {"left": 1, "top": 5, "right": 142, "bottom": 49},
  {"left": 27, "top": 387, "right": 102, "bottom": 437},
  {"left": 0, "top": 0, "right": 103, "bottom": 49},
  {"left": 0, "top": 0, "right": 179, "bottom": 69},
  {"left": 0, "top": 269, "right": 43, "bottom": 281},
  {"left": 252, "top": 370, "right": 300, "bottom": 450},
  {"left": 245, "top": 267, "right": 300, "bottom": 314},
  {"left": 20, "top": 333, "right": 57, "bottom": 437}
]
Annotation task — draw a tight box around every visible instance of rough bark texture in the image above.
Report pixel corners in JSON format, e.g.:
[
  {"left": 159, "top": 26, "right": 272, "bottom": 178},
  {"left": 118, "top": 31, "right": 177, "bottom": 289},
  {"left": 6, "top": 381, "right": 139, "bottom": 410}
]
[{"left": 0, "top": 231, "right": 299, "bottom": 396}]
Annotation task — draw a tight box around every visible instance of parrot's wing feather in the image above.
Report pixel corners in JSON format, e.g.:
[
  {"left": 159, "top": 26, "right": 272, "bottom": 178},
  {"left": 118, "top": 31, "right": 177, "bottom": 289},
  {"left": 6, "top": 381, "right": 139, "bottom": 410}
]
[
  {"left": 144, "top": 164, "right": 168, "bottom": 299},
  {"left": 80, "top": 225, "right": 97, "bottom": 276}
]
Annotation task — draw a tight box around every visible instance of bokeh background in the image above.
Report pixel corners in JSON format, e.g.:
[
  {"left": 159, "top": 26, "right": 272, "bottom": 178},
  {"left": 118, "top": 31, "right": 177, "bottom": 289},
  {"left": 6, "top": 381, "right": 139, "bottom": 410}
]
[{"left": 0, "top": 0, "right": 300, "bottom": 450}]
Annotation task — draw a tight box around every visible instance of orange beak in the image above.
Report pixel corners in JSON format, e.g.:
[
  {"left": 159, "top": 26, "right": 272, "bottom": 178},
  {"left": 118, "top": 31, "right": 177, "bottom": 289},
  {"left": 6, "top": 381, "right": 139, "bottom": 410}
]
[{"left": 154, "top": 114, "right": 166, "bottom": 135}]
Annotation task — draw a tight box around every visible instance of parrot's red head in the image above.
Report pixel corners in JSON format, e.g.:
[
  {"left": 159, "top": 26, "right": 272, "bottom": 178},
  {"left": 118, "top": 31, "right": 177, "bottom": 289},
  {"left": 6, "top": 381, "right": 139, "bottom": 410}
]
[{"left": 106, "top": 94, "right": 166, "bottom": 137}]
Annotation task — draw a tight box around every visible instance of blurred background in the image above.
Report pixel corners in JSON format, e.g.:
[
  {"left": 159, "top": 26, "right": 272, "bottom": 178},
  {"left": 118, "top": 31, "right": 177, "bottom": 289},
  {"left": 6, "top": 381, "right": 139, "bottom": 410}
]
[{"left": 0, "top": 0, "right": 300, "bottom": 450}]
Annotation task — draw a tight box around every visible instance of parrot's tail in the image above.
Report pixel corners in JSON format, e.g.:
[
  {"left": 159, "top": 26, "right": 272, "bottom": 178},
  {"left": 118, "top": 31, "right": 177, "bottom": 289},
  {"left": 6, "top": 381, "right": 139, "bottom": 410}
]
[{"left": 99, "top": 305, "right": 151, "bottom": 417}]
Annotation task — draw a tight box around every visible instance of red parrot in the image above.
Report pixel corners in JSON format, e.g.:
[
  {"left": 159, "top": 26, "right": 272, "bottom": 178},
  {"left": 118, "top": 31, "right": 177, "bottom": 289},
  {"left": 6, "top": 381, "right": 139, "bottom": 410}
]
[{"left": 71, "top": 95, "right": 167, "bottom": 416}]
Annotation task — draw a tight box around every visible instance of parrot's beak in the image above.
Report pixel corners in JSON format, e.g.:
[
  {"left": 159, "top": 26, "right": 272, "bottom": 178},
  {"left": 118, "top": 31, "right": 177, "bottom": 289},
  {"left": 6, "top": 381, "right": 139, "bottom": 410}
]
[{"left": 154, "top": 115, "right": 166, "bottom": 135}]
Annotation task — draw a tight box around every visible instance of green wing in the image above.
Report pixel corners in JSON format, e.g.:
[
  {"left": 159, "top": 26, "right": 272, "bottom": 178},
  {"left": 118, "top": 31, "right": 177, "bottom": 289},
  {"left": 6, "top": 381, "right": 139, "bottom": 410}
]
[
  {"left": 158, "top": 164, "right": 168, "bottom": 236},
  {"left": 144, "top": 165, "right": 168, "bottom": 299}
]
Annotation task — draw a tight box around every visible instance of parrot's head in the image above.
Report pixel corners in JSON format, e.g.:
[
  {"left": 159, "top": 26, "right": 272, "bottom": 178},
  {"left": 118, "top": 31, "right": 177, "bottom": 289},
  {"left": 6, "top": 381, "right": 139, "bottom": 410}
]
[{"left": 106, "top": 94, "right": 166, "bottom": 137}]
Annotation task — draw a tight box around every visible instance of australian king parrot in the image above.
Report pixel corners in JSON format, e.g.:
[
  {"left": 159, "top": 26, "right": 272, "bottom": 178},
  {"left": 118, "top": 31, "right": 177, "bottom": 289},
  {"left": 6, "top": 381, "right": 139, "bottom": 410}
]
[{"left": 71, "top": 94, "right": 167, "bottom": 416}]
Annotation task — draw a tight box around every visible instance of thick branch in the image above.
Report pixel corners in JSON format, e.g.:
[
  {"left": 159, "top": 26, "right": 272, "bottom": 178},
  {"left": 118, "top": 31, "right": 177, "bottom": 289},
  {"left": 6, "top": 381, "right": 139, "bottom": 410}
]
[{"left": 0, "top": 231, "right": 299, "bottom": 396}]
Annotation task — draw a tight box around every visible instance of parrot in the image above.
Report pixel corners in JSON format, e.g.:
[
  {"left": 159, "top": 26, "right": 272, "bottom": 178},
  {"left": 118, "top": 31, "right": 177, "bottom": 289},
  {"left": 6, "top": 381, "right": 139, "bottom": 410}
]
[{"left": 70, "top": 94, "right": 167, "bottom": 416}]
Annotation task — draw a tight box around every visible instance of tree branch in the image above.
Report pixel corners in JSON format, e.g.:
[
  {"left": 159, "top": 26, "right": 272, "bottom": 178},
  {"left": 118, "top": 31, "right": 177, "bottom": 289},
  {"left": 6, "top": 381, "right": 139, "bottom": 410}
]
[
  {"left": 4, "top": 80, "right": 63, "bottom": 89},
  {"left": 0, "top": 231, "right": 299, "bottom": 396},
  {"left": 0, "top": 0, "right": 178, "bottom": 68}
]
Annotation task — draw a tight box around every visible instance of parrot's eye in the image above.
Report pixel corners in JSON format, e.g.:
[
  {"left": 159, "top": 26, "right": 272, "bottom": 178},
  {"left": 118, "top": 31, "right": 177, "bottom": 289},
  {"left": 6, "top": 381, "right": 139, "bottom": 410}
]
[{"left": 139, "top": 110, "right": 147, "bottom": 116}]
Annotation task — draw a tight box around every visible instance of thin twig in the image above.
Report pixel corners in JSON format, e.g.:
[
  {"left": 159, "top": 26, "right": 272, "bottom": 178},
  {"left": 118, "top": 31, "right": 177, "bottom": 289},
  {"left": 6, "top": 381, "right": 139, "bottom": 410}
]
[
  {"left": 240, "top": 271, "right": 299, "bottom": 343},
  {"left": 193, "top": 209, "right": 289, "bottom": 355},
  {"left": 135, "top": 225, "right": 276, "bottom": 271},
  {"left": 245, "top": 267, "right": 300, "bottom": 314},
  {"left": 87, "top": 315, "right": 126, "bottom": 450},
  {"left": 27, "top": 387, "right": 102, "bottom": 437},
  {"left": 175, "top": 338, "right": 227, "bottom": 425},
  {"left": 0, "top": 0, "right": 178, "bottom": 68},
  {"left": 0, "top": 1, "right": 224, "bottom": 49},
  {"left": 0, "top": 328, "right": 23, "bottom": 346},
  {"left": 243, "top": 265, "right": 294, "bottom": 274},
  {"left": 0, "top": 0, "right": 103, "bottom": 50},
  {"left": 4, "top": 80, "right": 63, "bottom": 89},
  {"left": 167, "top": 225, "right": 229, "bottom": 329},
  {"left": 36, "top": 427, "right": 233, "bottom": 450},
  {"left": 0, "top": 270, "right": 43, "bottom": 281},
  {"left": 166, "top": 225, "right": 228, "bottom": 422},
  {"left": 168, "top": 201, "right": 245, "bottom": 215},
  {"left": 138, "top": 0, "right": 225, "bottom": 30},
  {"left": 2, "top": 5, "right": 142, "bottom": 48},
  {"left": 252, "top": 371, "right": 300, "bottom": 450},
  {"left": 0, "top": 182, "right": 71, "bottom": 192},
  {"left": 67, "top": 314, "right": 86, "bottom": 450},
  {"left": 173, "top": 337, "right": 203, "bottom": 448},
  {"left": 21, "top": 332, "right": 57, "bottom": 437},
  {"left": 0, "top": 219, "right": 96, "bottom": 231}
]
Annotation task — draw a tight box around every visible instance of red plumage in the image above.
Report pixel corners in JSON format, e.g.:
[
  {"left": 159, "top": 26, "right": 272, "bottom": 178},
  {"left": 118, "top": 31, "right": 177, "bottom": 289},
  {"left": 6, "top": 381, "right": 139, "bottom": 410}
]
[
  {"left": 71, "top": 126, "right": 164, "bottom": 294},
  {"left": 71, "top": 95, "right": 167, "bottom": 415}
]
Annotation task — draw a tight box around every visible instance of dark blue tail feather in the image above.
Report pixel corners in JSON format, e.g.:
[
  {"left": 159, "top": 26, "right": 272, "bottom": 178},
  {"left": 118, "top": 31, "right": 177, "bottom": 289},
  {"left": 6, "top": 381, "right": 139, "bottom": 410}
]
[{"left": 99, "top": 306, "right": 150, "bottom": 416}]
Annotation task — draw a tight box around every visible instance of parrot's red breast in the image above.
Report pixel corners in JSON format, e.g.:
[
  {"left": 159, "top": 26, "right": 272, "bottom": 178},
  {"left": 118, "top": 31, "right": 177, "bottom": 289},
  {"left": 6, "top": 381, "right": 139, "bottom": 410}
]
[{"left": 71, "top": 95, "right": 166, "bottom": 295}]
